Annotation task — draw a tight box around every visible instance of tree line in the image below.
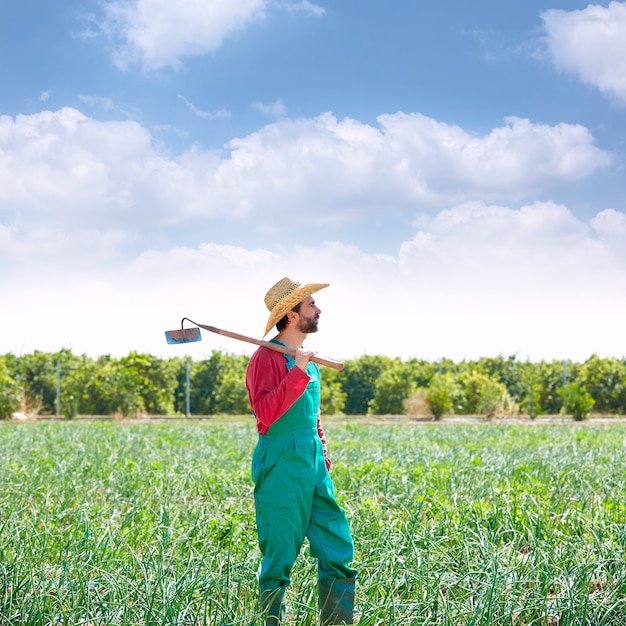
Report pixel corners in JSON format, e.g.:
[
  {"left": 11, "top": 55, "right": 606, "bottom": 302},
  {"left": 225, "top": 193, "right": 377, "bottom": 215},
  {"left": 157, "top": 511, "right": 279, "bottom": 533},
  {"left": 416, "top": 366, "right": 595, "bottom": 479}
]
[{"left": 1, "top": 349, "right": 625, "bottom": 420}]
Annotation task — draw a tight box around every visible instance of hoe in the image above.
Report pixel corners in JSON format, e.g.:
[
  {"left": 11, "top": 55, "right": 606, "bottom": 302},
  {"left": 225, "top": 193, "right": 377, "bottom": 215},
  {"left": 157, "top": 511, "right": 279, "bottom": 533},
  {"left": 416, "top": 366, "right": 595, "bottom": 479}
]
[{"left": 164, "top": 317, "right": 344, "bottom": 371}]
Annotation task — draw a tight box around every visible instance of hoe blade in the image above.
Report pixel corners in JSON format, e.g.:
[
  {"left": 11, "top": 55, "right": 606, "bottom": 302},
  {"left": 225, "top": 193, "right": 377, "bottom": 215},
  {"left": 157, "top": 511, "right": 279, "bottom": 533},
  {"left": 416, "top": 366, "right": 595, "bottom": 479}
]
[{"left": 165, "top": 327, "right": 202, "bottom": 344}]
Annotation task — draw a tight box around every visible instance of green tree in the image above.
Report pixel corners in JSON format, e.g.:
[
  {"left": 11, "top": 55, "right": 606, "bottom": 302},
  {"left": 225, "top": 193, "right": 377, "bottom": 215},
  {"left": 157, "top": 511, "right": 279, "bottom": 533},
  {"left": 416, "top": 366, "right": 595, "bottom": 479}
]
[
  {"left": 473, "top": 355, "right": 526, "bottom": 404},
  {"left": 535, "top": 360, "right": 582, "bottom": 415},
  {"left": 0, "top": 357, "right": 20, "bottom": 419},
  {"left": 519, "top": 363, "right": 541, "bottom": 418},
  {"left": 212, "top": 354, "right": 250, "bottom": 414},
  {"left": 580, "top": 355, "right": 626, "bottom": 414},
  {"left": 81, "top": 352, "right": 178, "bottom": 417},
  {"left": 5, "top": 348, "right": 84, "bottom": 416},
  {"left": 55, "top": 352, "right": 97, "bottom": 418},
  {"left": 404, "top": 358, "right": 441, "bottom": 389},
  {"left": 558, "top": 382, "right": 595, "bottom": 421},
  {"left": 426, "top": 373, "right": 457, "bottom": 420},
  {"left": 190, "top": 351, "right": 227, "bottom": 415},
  {"left": 105, "top": 359, "right": 145, "bottom": 416},
  {"left": 341, "top": 355, "right": 388, "bottom": 415},
  {"left": 78, "top": 355, "right": 123, "bottom": 415},
  {"left": 5, "top": 349, "right": 626, "bottom": 420},
  {"left": 8, "top": 350, "right": 58, "bottom": 414},
  {"left": 320, "top": 367, "right": 346, "bottom": 415},
  {"left": 454, "top": 370, "right": 515, "bottom": 418},
  {"left": 120, "top": 352, "right": 177, "bottom": 416},
  {"left": 368, "top": 359, "right": 414, "bottom": 415},
  {"left": 170, "top": 357, "right": 191, "bottom": 416}
]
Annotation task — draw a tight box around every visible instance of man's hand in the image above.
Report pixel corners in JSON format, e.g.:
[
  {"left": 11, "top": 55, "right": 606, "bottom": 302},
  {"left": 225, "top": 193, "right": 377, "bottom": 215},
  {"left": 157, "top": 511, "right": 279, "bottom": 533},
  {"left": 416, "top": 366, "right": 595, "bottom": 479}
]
[{"left": 295, "top": 347, "right": 315, "bottom": 372}]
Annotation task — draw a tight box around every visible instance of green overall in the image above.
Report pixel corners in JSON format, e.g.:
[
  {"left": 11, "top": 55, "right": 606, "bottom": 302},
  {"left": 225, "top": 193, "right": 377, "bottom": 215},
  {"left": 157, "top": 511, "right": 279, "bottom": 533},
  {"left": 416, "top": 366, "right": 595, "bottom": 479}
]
[{"left": 251, "top": 352, "right": 356, "bottom": 597}]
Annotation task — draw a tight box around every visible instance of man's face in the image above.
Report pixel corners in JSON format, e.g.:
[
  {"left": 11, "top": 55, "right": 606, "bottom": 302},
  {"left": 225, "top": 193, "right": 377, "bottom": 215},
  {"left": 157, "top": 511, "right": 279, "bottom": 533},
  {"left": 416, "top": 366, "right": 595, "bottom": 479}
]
[{"left": 295, "top": 295, "right": 321, "bottom": 334}]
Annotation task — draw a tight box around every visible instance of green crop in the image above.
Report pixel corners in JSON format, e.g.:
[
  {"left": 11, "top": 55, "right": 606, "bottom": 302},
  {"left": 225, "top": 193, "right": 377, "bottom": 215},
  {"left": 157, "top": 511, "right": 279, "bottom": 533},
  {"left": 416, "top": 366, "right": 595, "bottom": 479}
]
[{"left": 1, "top": 420, "right": 626, "bottom": 624}]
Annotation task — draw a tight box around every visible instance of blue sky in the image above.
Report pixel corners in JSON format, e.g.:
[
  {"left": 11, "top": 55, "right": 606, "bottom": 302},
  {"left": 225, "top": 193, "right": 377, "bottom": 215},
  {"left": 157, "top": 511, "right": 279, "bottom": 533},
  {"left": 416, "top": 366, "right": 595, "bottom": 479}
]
[{"left": 1, "top": 0, "right": 625, "bottom": 363}]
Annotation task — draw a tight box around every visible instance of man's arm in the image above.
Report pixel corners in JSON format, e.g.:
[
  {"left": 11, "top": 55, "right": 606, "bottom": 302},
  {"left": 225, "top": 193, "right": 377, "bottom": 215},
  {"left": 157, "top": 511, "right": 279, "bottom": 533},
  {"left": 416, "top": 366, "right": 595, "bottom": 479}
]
[
  {"left": 317, "top": 414, "right": 332, "bottom": 470},
  {"left": 246, "top": 348, "right": 310, "bottom": 433}
]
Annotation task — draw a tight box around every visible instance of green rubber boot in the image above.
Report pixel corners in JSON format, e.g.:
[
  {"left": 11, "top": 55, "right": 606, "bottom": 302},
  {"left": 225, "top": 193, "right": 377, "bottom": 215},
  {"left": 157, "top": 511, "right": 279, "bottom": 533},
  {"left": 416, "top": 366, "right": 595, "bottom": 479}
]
[
  {"left": 319, "top": 577, "right": 355, "bottom": 625},
  {"left": 260, "top": 587, "right": 286, "bottom": 625}
]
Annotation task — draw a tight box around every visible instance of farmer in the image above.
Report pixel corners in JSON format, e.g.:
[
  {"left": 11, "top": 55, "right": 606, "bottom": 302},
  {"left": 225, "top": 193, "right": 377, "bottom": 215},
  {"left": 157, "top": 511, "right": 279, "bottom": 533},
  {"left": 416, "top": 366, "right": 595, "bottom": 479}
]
[{"left": 246, "top": 276, "right": 357, "bottom": 625}]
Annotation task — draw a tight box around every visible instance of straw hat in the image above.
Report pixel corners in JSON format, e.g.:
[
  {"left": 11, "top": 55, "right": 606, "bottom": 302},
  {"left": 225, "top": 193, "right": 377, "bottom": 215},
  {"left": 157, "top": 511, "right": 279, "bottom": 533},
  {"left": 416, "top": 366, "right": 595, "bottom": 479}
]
[{"left": 263, "top": 277, "right": 329, "bottom": 336}]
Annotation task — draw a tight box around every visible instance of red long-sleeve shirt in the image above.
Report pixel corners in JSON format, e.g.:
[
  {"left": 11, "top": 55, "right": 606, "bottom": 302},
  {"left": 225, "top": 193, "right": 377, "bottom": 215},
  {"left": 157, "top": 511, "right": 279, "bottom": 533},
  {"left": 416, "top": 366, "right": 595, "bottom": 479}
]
[{"left": 246, "top": 346, "right": 330, "bottom": 466}]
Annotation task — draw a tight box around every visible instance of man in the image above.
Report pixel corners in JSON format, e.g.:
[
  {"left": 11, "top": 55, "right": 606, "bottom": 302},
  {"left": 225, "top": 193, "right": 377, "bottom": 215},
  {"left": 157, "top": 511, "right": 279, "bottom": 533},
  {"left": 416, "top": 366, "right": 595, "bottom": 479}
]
[{"left": 246, "top": 276, "right": 357, "bottom": 625}]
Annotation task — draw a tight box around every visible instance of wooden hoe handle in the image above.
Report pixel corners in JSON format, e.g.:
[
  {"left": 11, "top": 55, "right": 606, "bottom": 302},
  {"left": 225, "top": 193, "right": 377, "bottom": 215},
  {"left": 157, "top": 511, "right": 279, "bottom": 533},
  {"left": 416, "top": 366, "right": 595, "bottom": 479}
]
[{"left": 183, "top": 319, "right": 345, "bottom": 371}]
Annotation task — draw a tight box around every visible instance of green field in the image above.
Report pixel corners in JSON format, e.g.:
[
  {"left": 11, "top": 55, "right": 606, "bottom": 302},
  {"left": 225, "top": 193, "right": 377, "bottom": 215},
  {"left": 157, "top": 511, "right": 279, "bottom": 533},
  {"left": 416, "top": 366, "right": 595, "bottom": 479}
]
[{"left": 1, "top": 419, "right": 626, "bottom": 625}]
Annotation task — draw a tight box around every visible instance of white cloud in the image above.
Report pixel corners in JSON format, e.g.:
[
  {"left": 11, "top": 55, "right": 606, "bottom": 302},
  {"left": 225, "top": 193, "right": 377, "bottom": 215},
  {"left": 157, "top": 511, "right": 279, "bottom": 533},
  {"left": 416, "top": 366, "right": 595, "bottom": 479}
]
[
  {"left": 101, "top": 0, "right": 269, "bottom": 70},
  {"left": 210, "top": 112, "right": 610, "bottom": 221},
  {"left": 591, "top": 207, "right": 626, "bottom": 236},
  {"left": 78, "top": 94, "right": 117, "bottom": 111},
  {"left": 252, "top": 98, "right": 287, "bottom": 118},
  {"left": 0, "top": 108, "right": 613, "bottom": 239},
  {"left": 281, "top": 1, "right": 325, "bottom": 17},
  {"left": 0, "top": 108, "right": 224, "bottom": 231},
  {"left": 541, "top": 1, "right": 626, "bottom": 106},
  {"left": 402, "top": 201, "right": 625, "bottom": 292},
  {"left": 177, "top": 95, "right": 231, "bottom": 120},
  {"left": 378, "top": 113, "right": 610, "bottom": 196},
  {"left": 97, "top": 0, "right": 326, "bottom": 70},
  {"left": 0, "top": 225, "right": 135, "bottom": 278},
  {"left": 76, "top": 95, "right": 143, "bottom": 120},
  {"left": 2, "top": 203, "right": 626, "bottom": 363}
]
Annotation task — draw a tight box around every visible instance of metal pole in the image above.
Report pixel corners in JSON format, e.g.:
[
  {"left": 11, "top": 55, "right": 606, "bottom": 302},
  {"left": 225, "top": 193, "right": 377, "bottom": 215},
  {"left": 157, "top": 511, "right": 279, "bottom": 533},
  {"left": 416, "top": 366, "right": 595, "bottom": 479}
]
[
  {"left": 186, "top": 358, "right": 191, "bottom": 417},
  {"left": 56, "top": 359, "right": 61, "bottom": 417}
]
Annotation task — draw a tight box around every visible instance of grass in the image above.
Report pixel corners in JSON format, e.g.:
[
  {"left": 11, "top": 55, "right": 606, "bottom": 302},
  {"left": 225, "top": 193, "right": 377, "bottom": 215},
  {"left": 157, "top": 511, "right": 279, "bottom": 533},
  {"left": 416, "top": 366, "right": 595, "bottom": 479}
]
[{"left": 1, "top": 419, "right": 626, "bottom": 624}]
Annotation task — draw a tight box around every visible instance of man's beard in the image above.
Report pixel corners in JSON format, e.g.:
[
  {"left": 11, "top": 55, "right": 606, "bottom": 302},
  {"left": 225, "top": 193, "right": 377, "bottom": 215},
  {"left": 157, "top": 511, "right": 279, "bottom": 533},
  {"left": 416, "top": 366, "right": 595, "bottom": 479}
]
[{"left": 298, "top": 315, "right": 319, "bottom": 334}]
